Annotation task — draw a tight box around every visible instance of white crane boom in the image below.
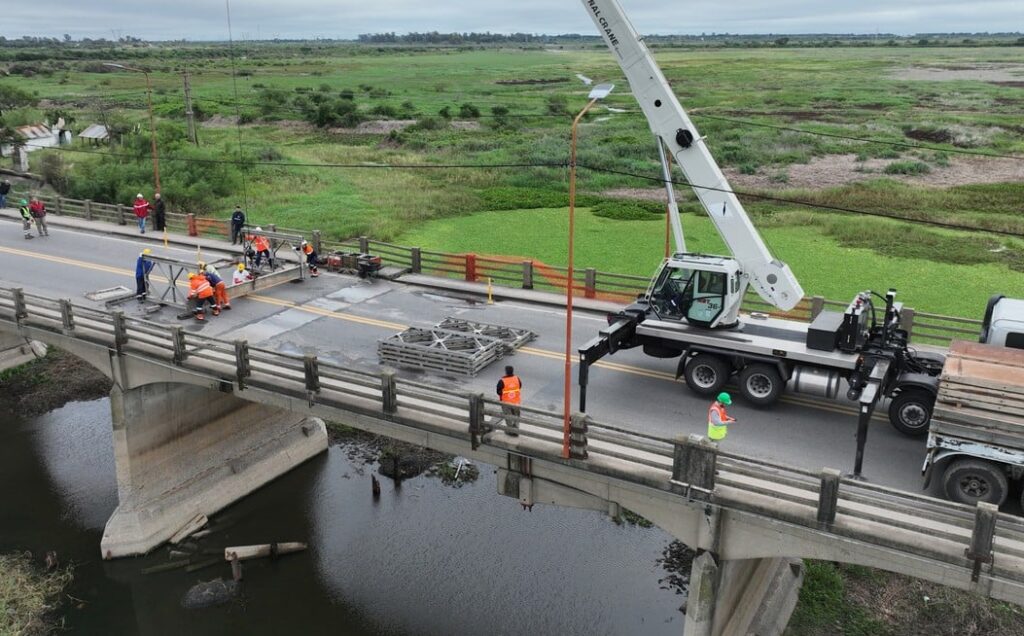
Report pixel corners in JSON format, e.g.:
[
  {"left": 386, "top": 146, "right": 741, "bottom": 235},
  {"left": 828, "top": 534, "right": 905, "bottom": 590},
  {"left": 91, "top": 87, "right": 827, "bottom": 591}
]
[{"left": 579, "top": 0, "right": 804, "bottom": 314}]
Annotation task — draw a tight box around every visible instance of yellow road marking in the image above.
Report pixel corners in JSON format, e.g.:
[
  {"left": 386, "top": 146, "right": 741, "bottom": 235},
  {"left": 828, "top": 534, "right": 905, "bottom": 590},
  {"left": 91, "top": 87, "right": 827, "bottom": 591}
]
[{"left": 0, "top": 244, "right": 877, "bottom": 421}]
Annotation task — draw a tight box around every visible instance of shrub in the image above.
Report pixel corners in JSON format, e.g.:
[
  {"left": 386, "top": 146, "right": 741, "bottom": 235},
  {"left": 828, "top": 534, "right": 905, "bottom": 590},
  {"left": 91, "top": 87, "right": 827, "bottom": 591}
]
[
  {"left": 438, "top": 106, "right": 452, "bottom": 119},
  {"left": 592, "top": 200, "right": 664, "bottom": 221},
  {"left": 883, "top": 161, "right": 931, "bottom": 175},
  {"left": 407, "top": 117, "right": 446, "bottom": 132},
  {"left": 237, "top": 111, "right": 257, "bottom": 124},
  {"left": 458, "top": 103, "right": 480, "bottom": 118},
  {"left": 370, "top": 104, "right": 399, "bottom": 118}
]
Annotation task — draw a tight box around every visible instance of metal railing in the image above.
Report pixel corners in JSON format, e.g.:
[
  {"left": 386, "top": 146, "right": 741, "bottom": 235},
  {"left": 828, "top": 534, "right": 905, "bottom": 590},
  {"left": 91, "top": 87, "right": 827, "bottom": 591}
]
[
  {"left": 0, "top": 284, "right": 1020, "bottom": 593},
  {"left": 5, "top": 187, "right": 983, "bottom": 345}
]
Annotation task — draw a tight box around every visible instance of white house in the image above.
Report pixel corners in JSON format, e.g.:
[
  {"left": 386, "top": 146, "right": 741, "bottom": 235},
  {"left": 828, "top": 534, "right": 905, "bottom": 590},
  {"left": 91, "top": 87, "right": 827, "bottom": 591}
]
[{"left": 0, "top": 118, "right": 72, "bottom": 172}]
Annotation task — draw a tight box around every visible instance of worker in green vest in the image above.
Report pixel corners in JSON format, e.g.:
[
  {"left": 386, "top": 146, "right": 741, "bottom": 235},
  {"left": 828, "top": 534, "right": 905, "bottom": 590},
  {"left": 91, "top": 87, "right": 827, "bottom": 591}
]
[{"left": 707, "top": 392, "right": 736, "bottom": 441}]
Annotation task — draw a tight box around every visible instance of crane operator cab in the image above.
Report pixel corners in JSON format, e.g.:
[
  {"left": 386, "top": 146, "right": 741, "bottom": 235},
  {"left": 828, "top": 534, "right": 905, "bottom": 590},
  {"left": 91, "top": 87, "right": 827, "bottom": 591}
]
[{"left": 647, "top": 254, "right": 744, "bottom": 328}]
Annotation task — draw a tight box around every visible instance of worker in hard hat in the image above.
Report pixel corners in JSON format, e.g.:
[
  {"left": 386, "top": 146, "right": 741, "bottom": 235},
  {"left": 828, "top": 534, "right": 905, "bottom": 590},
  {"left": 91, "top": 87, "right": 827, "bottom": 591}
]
[
  {"left": 17, "top": 199, "right": 33, "bottom": 239},
  {"left": 135, "top": 248, "right": 154, "bottom": 301},
  {"left": 246, "top": 227, "right": 273, "bottom": 270},
  {"left": 298, "top": 240, "right": 319, "bottom": 278},
  {"left": 232, "top": 262, "right": 253, "bottom": 286},
  {"left": 707, "top": 392, "right": 736, "bottom": 441},
  {"left": 199, "top": 261, "right": 230, "bottom": 310},
  {"left": 186, "top": 272, "right": 218, "bottom": 321}
]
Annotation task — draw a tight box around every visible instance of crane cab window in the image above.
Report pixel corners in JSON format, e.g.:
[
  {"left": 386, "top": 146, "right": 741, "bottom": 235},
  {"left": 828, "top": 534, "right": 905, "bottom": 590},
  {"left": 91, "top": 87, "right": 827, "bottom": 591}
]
[
  {"left": 652, "top": 267, "right": 694, "bottom": 320},
  {"left": 698, "top": 271, "right": 726, "bottom": 296}
]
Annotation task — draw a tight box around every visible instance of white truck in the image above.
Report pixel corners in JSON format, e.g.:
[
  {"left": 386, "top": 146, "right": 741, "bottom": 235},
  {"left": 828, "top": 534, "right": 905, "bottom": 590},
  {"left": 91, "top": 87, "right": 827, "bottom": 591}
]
[
  {"left": 576, "top": 0, "right": 946, "bottom": 449},
  {"left": 924, "top": 296, "right": 1024, "bottom": 508}
]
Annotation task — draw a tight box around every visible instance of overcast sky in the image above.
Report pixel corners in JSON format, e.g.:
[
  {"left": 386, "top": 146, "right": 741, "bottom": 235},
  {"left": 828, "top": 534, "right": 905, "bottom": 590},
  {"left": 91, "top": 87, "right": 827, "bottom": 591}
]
[{"left": 5, "top": 1, "right": 1023, "bottom": 41}]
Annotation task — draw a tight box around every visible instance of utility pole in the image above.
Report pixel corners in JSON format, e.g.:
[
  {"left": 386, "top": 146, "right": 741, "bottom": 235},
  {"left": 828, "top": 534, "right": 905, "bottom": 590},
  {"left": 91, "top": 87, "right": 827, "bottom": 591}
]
[{"left": 183, "top": 68, "right": 198, "bottom": 146}]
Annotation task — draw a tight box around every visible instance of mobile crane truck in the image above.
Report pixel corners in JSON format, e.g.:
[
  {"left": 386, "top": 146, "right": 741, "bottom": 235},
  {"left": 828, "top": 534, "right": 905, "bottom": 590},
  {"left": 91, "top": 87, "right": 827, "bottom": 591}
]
[{"left": 575, "top": 0, "right": 947, "bottom": 462}]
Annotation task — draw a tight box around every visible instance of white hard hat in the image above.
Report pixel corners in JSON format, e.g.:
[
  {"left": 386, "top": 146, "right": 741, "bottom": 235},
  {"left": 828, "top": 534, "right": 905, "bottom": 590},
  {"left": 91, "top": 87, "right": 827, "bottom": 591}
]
[
  {"left": 136, "top": 193, "right": 143, "bottom": 198},
  {"left": 255, "top": 226, "right": 262, "bottom": 232}
]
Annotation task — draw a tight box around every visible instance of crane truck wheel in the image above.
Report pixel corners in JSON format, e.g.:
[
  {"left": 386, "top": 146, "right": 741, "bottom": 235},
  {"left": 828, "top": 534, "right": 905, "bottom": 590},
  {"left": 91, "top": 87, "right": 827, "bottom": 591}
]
[
  {"left": 683, "top": 354, "right": 730, "bottom": 395},
  {"left": 737, "top": 364, "right": 784, "bottom": 407},
  {"left": 942, "top": 458, "right": 1008, "bottom": 507},
  {"left": 887, "top": 390, "right": 934, "bottom": 437}
]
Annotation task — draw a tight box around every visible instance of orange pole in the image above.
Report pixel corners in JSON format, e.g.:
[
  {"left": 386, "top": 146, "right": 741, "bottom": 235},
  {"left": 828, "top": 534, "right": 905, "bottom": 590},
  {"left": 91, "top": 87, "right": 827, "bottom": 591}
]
[{"left": 563, "top": 98, "right": 597, "bottom": 459}]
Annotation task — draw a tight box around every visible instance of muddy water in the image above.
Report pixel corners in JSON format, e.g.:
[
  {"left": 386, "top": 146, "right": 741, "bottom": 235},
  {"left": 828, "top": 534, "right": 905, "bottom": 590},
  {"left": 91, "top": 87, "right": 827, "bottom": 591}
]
[{"left": 0, "top": 399, "right": 685, "bottom": 635}]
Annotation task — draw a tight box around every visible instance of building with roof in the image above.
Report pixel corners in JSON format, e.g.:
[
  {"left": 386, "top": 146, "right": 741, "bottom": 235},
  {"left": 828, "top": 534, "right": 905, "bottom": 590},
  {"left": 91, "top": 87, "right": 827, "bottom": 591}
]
[{"left": 0, "top": 118, "right": 72, "bottom": 172}]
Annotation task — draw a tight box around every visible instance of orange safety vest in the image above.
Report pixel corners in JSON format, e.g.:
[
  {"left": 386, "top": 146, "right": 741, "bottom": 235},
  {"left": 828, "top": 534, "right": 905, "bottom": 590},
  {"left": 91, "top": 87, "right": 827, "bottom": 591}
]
[
  {"left": 189, "top": 276, "right": 214, "bottom": 299},
  {"left": 500, "top": 376, "right": 522, "bottom": 405},
  {"left": 253, "top": 236, "right": 270, "bottom": 252},
  {"left": 707, "top": 402, "right": 729, "bottom": 440}
]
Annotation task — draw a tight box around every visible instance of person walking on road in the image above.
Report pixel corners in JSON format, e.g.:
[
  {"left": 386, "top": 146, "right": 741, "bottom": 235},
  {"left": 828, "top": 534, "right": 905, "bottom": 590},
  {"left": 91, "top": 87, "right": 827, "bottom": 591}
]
[
  {"left": 133, "top": 193, "right": 151, "bottom": 234},
  {"left": 0, "top": 179, "right": 10, "bottom": 209},
  {"left": 29, "top": 197, "right": 48, "bottom": 236},
  {"left": 230, "top": 205, "right": 246, "bottom": 245},
  {"left": 18, "top": 199, "right": 33, "bottom": 239},
  {"left": 497, "top": 365, "right": 522, "bottom": 437},
  {"left": 707, "top": 392, "right": 736, "bottom": 442},
  {"left": 187, "top": 272, "right": 218, "bottom": 321},
  {"left": 135, "top": 248, "right": 154, "bottom": 300},
  {"left": 153, "top": 193, "right": 166, "bottom": 231}
]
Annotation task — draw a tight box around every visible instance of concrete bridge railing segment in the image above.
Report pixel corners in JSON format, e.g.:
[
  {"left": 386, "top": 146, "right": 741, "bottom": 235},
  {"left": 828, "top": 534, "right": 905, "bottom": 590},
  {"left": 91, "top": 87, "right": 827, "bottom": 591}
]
[{"left": 1, "top": 285, "right": 1023, "bottom": 610}]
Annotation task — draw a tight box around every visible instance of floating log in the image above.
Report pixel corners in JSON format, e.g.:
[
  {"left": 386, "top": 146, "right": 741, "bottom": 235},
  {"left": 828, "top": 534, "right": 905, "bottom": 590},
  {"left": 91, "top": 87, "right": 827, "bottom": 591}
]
[
  {"left": 169, "top": 513, "right": 209, "bottom": 545},
  {"left": 184, "top": 557, "right": 224, "bottom": 573},
  {"left": 142, "top": 559, "right": 191, "bottom": 575},
  {"left": 223, "top": 542, "right": 307, "bottom": 562}
]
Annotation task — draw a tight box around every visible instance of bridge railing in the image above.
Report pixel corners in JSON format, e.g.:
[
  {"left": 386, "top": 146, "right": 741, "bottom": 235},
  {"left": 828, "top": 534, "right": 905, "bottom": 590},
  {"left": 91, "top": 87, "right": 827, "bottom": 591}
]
[{"left": 0, "top": 285, "right": 1022, "bottom": 588}]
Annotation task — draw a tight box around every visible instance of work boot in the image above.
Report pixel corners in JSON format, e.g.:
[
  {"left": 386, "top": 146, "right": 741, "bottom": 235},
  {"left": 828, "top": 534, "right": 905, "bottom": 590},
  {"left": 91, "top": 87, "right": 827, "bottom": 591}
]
[
  {"left": 223, "top": 304, "right": 232, "bottom": 310},
  {"left": 195, "top": 312, "right": 205, "bottom": 322},
  {"left": 212, "top": 307, "right": 221, "bottom": 317}
]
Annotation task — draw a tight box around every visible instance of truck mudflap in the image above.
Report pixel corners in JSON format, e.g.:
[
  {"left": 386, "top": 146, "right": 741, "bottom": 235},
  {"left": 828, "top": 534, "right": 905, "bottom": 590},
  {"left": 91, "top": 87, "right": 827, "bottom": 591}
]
[{"left": 922, "top": 446, "right": 937, "bottom": 489}]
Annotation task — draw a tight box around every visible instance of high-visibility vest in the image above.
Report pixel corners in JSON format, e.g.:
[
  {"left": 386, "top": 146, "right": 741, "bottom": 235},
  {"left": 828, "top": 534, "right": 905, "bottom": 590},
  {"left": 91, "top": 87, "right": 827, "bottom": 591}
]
[
  {"left": 707, "top": 402, "right": 729, "bottom": 441},
  {"left": 500, "top": 376, "right": 522, "bottom": 405},
  {"left": 189, "top": 277, "right": 213, "bottom": 299},
  {"left": 254, "top": 236, "right": 270, "bottom": 252}
]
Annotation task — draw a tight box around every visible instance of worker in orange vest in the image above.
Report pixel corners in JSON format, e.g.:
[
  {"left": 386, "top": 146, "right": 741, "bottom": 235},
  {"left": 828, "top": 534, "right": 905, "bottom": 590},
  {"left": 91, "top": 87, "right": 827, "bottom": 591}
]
[
  {"left": 247, "top": 227, "right": 273, "bottom": 270},
  {"left": 707, "top": 392, "right": 736, "bottom": 441},
  {"left": 199, "top": 262, "right": 231, "bottom": 310},
  {"left": 496, "top": 365, "right": 522, "bottom": 437},
  {"left": 300, "top": 240, "right": 319, "bottom": 277},
  {"left": 187, "top": 272, "right": 218, "bottom": 321}
]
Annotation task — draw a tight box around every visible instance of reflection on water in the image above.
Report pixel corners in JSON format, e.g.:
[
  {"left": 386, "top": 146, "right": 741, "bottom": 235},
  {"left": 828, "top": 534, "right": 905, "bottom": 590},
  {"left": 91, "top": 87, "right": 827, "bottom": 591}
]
[{"left": 0, "top": 399, "right": 684, "bottom": 635}]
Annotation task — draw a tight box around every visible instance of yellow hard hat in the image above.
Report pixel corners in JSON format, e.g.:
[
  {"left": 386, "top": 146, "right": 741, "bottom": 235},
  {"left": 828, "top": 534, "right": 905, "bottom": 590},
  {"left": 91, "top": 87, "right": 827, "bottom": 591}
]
[
  {"left": 142, "top": 248, "right": 152, "bottom": 255},
  {"left": 188, "top": 272, "right": 197, "bottom": 279},
  {"left": 237, "top": 263, "right": 245, "bottom": 271}
]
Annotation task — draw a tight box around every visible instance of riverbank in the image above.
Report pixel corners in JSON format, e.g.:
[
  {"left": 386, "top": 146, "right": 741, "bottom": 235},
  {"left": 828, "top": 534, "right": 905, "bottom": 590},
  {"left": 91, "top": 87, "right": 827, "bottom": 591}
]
[
  {"left": 0, "top": 552, "right": 73, "bottom": 636},
  {"left": 0, "top": 348, "right": 110, "bottom": 417}
]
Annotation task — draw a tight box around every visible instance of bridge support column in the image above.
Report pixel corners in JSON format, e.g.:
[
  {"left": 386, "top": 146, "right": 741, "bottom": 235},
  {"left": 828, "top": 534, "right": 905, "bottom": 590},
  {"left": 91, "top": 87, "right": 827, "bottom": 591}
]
[
  {"left": 100, "top": 381, "right": 327, "bottom": 559},
  {"left": 0, "top": 332, "right": 46, "bottom": 372},
  {"left": 685, "top": 552, "right": 804, "bottom": 636}
]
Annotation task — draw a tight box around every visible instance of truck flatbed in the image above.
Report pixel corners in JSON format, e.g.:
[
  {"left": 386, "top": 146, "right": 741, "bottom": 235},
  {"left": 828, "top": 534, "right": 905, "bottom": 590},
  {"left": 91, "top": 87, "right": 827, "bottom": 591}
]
[{"left": 636, "top": 313, "right": 860, "bottom": 370}]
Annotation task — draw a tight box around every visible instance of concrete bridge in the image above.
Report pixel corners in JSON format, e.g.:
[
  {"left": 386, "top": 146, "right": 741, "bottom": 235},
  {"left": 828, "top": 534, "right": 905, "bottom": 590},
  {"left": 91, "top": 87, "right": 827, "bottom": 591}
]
[{"left": 1, "top": 283, "right": 1023, "bottom": 635}]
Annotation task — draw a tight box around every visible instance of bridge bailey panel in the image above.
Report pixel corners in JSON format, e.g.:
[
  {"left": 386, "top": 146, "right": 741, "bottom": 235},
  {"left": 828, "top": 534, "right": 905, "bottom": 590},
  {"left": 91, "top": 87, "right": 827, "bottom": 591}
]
[{"left": 101, "top": 381, "right": 327, "bottom": 559}]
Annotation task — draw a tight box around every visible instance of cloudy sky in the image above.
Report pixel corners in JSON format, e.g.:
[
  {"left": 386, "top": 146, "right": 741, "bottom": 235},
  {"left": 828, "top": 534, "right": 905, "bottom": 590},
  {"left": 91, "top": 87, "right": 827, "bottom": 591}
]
[{"left": 6, "top": 1, "right": 1023, "bottom": 40}]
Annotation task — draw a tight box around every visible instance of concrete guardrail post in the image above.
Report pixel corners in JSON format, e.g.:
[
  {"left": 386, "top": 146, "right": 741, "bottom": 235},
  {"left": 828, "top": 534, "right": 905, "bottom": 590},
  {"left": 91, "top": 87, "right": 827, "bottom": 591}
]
[
  {"left": 465, "top": 253, "right": 477, "bottom": 282},
  {"left": 171, "top": 327, "right": 186, "bottom": 365},
  {"left": 966, "top": 502, "right": 998, "bottom": 582},
  {"left": 817, "top": 468, "right": 841, "bottom": 529},
  {"left": 303, "top": 354, "right": 320, "bottom": 394},
  {"left": 569, "top": 412, "right": 589, "bottom": 459},
  {"left": 358, "top": 236, "right": 369, "bottom": 254},
  {"left": 584, "top": 268, "right": 597, "bottom": 299},
  {"left": 522, "top": 260, "right": 533, "bottom": 289},
  {"left": 311, "top": 230, "right": 322, "bottom": 256},
  {"left": 468, "top": 392, "right": 485, "bottom": 450},
  {"left": 901, "top": 307, "right": 916, "bottom": 340},
  {"left": 59, "top": 299, "right": 75, "bottom": 332},
  {"left": 118, "top": 204, "right": 128, "bottom": 225},
  {"left": 809, "top": 296, "right": 825, "bottom": 320},
  {"left": 672, "top": 434, "right": 717, "bottom": 497},
  {"left": 381, "top": 371, "right": 397, "bottom": 414},
  {"left": 410, "top": 247, "right": 422, "bottom": 274},
  {"left": 55, "top": 196, "right": 63, "bottom": 216},
  {"left": 12, "top": 288, "right": 26, "bottom": 323},
  {"left": 234, "top": 340, "right": 250, "bottom": 388},
  {"left": 112, "top": 310, "right": 128, "bottom": 354},
  {"left": 84, "top": 199, "right": 93, "bottom": 221}
]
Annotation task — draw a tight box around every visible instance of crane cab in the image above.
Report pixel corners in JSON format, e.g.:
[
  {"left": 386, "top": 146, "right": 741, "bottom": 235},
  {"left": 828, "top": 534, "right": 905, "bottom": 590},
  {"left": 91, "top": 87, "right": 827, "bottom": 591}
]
[{"left": 646, "top": 254, "right": 745, "bottom": 328}]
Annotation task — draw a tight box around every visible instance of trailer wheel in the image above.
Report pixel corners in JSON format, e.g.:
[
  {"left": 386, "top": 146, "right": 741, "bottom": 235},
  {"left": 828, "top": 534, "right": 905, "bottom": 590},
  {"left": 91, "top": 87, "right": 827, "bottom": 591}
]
[
  {"left": 683, "top": 354, "right": 730, "bottom": 395},
  {"left": 887, "top": 390, "right": 934, "bottom": 437},
  {"left": 737, "top": 364, "right": 783, "bottom": 407},
  {"left": 943, "top": 458, "right": 1008, "bottom": 507}
]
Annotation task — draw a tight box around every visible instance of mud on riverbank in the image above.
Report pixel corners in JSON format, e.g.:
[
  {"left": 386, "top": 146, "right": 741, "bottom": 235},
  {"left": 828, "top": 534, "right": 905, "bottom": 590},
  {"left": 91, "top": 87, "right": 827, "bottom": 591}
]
[{"left": 0, "top": 348, "right": 111, "bottom": 417}]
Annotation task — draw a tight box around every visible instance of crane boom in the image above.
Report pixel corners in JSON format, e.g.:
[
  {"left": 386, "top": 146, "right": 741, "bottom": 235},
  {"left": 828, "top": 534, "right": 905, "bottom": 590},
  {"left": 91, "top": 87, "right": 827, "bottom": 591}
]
[{"left": 580, "top": 0, "right": 804, "bottom": 312}]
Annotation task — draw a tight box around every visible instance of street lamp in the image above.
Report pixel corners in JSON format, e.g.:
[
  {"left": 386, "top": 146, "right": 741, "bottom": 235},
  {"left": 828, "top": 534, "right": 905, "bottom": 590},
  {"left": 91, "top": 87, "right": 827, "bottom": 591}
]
[
  {"left": 103, "top": 63, "right": 161, "bottom": 194},
  {"left": 562, "top": 83, "right": 614, "bottom": 459}
]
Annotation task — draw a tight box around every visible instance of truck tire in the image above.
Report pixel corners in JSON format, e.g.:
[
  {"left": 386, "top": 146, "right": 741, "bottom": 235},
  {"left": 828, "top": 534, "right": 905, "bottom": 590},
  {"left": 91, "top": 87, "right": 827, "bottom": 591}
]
[
  {"left": 943, "top": 458, "right": 1008, "bottom": 507},
  {"left": 737, "top": 363, "right": 784, "bottom": 407},
  {"left": 684, "top": 354, "right": 730, "bottom": 396},
  {"left": 887, "top": 390, "right": 934, "bottom": 437}
]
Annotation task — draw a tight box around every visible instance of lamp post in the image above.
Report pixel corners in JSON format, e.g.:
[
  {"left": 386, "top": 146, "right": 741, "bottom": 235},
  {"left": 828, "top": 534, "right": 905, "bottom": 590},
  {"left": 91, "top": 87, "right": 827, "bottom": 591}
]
[
  {"left": 562, "top": 83, "right": 614, "bottom": 459},
  {"left": 103, "top": 63, "right": 161, "bottom": 194}
]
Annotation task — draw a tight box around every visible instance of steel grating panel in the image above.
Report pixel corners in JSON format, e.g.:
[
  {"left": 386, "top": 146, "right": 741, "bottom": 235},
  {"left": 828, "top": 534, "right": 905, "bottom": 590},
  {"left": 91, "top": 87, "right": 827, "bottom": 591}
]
[{"left": 378, "top": 317, "right": 536, "bottom": 376}]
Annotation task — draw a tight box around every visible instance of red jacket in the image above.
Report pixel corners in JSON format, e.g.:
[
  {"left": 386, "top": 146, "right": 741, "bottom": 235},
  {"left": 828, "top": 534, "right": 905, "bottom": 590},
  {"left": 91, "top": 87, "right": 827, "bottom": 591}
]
[
  {"left": 29, "top": 200, "right": 45, "bottom": 217},
  {"left": 133, "top": 199, "right": 151, "bottom": 219}
]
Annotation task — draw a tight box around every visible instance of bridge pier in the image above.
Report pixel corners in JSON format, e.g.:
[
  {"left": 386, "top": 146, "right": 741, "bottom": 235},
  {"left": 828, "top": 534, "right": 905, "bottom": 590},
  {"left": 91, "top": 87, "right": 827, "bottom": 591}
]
[
  {"left": 0, "top": 332, "right": 46, "bottom": 372},
  {"left": 685, "top": 552, "right": 804, "bottom": 636},
  {"left": 100, "top": 381, "right": 327, "bottom": 559}
]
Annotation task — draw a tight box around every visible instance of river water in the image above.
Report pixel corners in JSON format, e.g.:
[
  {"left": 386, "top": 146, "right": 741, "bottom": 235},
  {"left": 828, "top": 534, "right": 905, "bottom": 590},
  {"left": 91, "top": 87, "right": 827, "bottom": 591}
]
[{"left": 0, "top": 398, "right": 686, "bottom": 635}]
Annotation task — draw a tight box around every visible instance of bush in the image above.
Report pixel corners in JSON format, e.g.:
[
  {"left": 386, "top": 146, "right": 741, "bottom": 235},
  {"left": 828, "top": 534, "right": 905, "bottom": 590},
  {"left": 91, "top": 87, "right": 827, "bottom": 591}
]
[
  {"left": 883, "top": 161, "right": 931, "bottom": 175},
  {"left": 237, "top": 111, "right": 257, "bottom": 124},
  {"left": 458, "top": 103, "right": 480, "bottom": 118},
  {"left": 406, "top": 117, "right": 446, "bottom": 132},
  {"left": 438, "top": 106, "right": 452, "bottom": 119},
  {"left": 370, "top": 104, "right": 399, "bottom": 118},
  {"left": 38, "top": 152, "right": 69, "bottom": 193},
  {"left": 592, "top": 200, "right": 664, "bottom": 221},
  {"left": 479, "top": 186, "right": 600, "bottom": 211}
]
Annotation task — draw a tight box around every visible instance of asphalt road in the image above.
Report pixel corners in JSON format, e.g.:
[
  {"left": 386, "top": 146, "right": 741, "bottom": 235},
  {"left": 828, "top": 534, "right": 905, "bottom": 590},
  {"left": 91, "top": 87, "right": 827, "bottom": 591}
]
[{"left": 0, "top": 218, "right": 941, "bottom": 497}]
